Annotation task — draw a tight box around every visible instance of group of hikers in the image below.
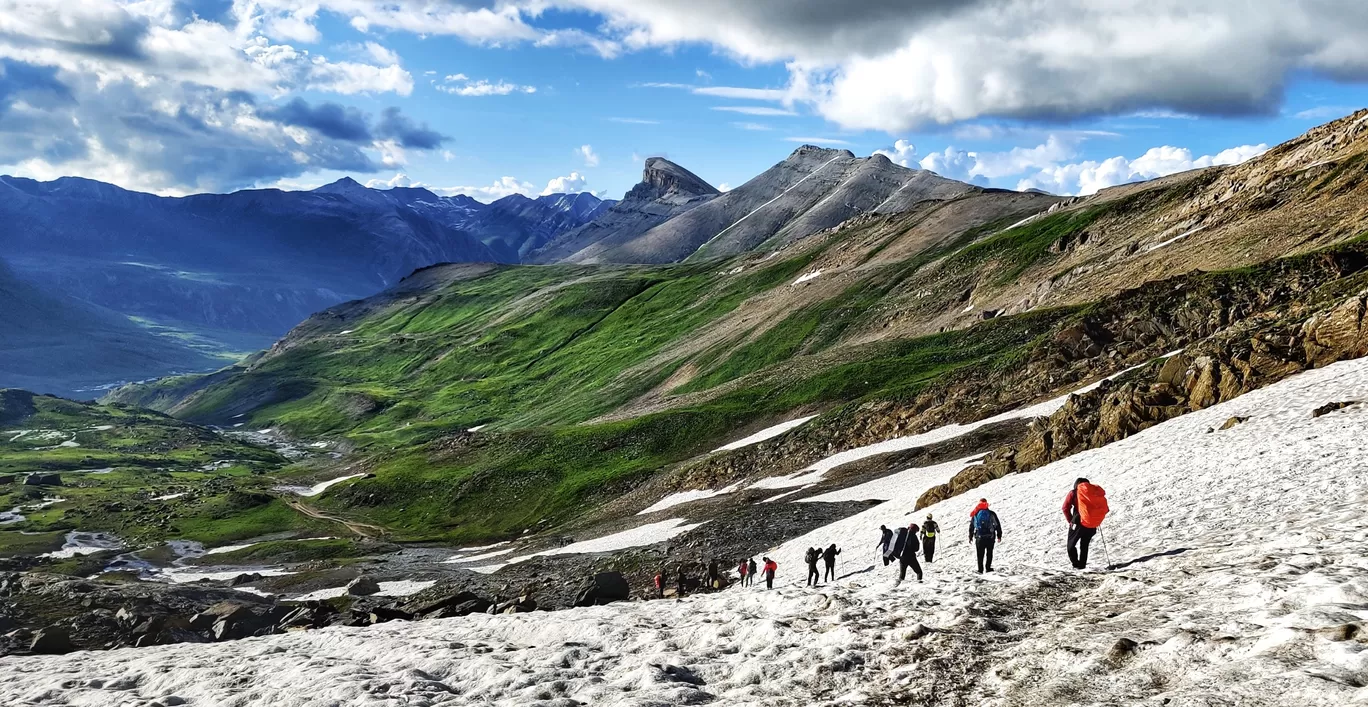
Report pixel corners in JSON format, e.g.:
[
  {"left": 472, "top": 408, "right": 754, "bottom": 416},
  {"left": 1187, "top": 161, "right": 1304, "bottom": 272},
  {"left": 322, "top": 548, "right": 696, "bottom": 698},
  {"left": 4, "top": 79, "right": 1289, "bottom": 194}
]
[
  {"left": 651, "top": 478, "right": 1109, "bottom": 597},
  {"left": 645, "top": 478, "right": 1105, "bottom": 596}
]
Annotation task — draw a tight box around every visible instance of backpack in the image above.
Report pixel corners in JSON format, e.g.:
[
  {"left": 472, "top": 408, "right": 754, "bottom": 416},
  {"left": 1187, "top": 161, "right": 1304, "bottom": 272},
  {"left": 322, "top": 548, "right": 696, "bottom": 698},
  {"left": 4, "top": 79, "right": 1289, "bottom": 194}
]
[
  {"left": 1076, "top": 482, "right": 1109, "bottom": 528},
  {"left": 972, "top": 508, "right": 995, "bottom": 537}
]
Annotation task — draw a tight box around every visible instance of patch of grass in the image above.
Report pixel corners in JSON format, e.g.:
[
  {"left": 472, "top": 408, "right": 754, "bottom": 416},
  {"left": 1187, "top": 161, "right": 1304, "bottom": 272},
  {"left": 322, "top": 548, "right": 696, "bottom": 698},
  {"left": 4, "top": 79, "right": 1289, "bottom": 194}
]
[
  {"left": 944, "top": 206, "right": 1110, "bottom": 284},
  {"left": 199, "top": 538, "right": 370, "bottom": 564}
]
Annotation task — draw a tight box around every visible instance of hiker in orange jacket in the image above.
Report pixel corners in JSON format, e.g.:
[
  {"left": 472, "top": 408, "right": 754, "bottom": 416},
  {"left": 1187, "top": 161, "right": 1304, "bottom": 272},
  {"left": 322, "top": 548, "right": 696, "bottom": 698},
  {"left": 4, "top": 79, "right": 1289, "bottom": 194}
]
[
  {"left": 1063, "top": 477, "right": 1108, "bottom": 569},
  {"left": 762, "top": 557, "right": 778, "bottom": 589}
]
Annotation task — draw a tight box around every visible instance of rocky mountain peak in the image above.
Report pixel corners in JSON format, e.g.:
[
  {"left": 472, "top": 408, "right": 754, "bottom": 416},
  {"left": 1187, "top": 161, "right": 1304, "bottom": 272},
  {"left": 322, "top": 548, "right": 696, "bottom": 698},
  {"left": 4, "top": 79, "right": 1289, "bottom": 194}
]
[
  {"left": 636, "top": 157, "right": 719, "bottom": 201},
  {"left": 787, "top": 145, "right": 857, "bottom": 161}
]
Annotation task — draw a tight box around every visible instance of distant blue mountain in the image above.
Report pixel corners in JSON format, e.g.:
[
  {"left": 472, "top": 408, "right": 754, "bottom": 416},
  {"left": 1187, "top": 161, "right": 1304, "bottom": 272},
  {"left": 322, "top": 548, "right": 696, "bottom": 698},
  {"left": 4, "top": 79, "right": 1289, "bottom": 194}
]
[{"left": 0, "top": 175, "right": 611, "bottom": 395}]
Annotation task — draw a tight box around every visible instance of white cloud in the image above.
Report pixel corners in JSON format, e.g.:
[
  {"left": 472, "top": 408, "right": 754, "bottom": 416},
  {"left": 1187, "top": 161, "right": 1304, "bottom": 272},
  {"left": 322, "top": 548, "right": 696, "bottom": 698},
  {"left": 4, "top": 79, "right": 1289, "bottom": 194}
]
[
  {"left": 733, "top": 122, "right": 772, "bottom": 131},
  {"left": 1292, "top": 106, "right": 1356, "bottom": 121},
  {"left": 917, "top": 134, "right": 1080, "bottom": 183},
  {"left": 366, "top": 172, "right": 414, "bottom": 189},
  {"left": 549, "top": 0, "right": 1368, "bottom": 131},
  {"left": 542, "top": 171, "right": 589, "bottom": 194},
  {"left": 363, "top": 42, "right": 401, "bottom": 66},
  {"left": 578, "top": 144, "right": 599, "bottom": 167},
  {"left": 692, "top": 86, "right": 786, "bottom": 100},
  {"left": 717, "top": 182, "right": 732, "bottom": 192},
  {"left": 712, "top": 106, "right": 797, "bottom": 116},
  {"left": 435, "top": 177, "right": 538, "bottom": 202},
  {"left": 1017, "top": 143, "right": 1269, "bottom": 195},
  {"left": 873, "top": 139, "right": 916, "bottom": 166},
  {"left": 785, "top": 137, "right": 851, "bottom": 146},
  {"left": 695, "top": 69, "right": 712, "bottom": 80},
  {"left": 436, "top": 76, "right": 537, "bottom": 96}
]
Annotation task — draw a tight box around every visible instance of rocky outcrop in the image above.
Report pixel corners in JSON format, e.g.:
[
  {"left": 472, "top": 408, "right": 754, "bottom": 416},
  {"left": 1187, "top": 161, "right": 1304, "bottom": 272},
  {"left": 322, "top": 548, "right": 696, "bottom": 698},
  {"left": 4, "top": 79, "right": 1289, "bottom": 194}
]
[{"left": 572, "top": 571, "right": 630, "bottom": 607}]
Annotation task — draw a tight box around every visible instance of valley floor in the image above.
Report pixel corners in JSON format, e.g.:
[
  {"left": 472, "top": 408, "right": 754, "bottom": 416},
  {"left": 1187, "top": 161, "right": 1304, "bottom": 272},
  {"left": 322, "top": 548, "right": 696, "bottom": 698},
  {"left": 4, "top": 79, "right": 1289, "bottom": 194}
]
[{"left": 4, "top": 359, "right": 1368, "bottom": 706}]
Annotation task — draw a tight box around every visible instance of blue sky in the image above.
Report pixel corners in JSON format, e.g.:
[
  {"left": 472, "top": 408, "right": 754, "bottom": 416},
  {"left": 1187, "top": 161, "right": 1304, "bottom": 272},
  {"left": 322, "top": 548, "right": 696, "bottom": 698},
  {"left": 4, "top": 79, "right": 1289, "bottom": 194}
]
[{"left": 1, "top": 1, "right": 1367, "bottom": 201}]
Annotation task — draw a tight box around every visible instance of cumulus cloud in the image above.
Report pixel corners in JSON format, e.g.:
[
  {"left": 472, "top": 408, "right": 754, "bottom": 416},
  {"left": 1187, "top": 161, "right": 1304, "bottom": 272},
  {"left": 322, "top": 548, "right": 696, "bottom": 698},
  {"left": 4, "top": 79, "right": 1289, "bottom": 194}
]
[
  {"left": 548, "top": 0, "right": 1368, "bottom": 130},
  {"left": 917, "top": 134, "right": 1082, "bottom": 184},
  {"left": 1016, "top": 144, "right": 1270, "bottom": 195},
  {"left": 873, "top": 139, "right": 916, "bottom": 166},
  {"left": 542, "top": 171, "right": 588, "bottom": 194},
  {"left": 434, "top": 177, "right": 538, "bottom": 202},
  {"left": 578, "top": 144, "right": 599, "bottom": 167},
  {"left": 366, "top": 172, "right": 414, "bottom": 189},
  {"left": 0, "top": 0, "right": 431, "bottom": 193}
]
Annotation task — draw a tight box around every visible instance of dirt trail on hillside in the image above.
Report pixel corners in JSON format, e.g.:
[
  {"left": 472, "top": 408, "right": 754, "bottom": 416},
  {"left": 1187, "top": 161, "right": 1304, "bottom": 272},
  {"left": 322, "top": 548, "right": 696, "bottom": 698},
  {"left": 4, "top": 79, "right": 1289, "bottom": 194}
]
[{"left": 286, "top": 500, "right": 386, "bottom": 538}]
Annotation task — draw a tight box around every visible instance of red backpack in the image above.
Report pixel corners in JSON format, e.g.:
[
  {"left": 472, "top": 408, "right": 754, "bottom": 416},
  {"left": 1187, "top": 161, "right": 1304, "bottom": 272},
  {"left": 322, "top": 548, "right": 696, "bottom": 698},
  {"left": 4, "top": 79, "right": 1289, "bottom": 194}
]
[{"left": 1076, "top": 482, "right": 1109, "bottom": 528}]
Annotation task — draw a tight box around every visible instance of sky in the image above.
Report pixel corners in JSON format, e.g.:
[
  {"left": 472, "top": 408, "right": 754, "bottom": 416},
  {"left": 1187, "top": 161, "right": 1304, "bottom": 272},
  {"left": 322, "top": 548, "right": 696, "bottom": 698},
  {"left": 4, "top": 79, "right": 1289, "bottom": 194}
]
[{"left": 1, "top": 1, "right": 1367, "bottom": 203}]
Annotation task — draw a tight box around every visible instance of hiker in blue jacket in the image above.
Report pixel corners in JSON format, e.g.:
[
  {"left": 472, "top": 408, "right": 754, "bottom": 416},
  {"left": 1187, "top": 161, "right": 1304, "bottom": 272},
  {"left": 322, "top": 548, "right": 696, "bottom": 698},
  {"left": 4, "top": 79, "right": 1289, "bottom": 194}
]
[{"left": 967, "top": 498, "right": 1003, "bottom": 574}]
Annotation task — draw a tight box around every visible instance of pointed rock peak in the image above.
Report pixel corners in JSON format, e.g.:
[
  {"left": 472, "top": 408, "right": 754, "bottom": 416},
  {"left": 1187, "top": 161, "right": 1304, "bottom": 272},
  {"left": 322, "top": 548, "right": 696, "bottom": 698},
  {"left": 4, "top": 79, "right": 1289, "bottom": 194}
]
[{"left": 637, "top": 157, "right": 719, "bottom": 200}]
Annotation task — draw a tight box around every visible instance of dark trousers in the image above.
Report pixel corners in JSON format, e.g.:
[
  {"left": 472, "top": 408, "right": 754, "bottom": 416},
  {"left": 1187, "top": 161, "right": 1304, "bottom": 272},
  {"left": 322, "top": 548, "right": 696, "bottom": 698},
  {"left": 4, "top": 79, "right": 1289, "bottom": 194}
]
[
  {"left": 807, "top": 564, "right": 820, "bottom": 586},
  {"left": 1069, "top": 525, "right": 1097, "bottom": 568},
  {"left": 823, "top": 562, "right": 835, "bottom": 581},
  {"left": 922, "top": 537, "right": 936, "bottom": 563},
  {"left": 975, "top": 536, "right": 996, "bottom": 572},
  {"left": 765, "top": 573, "right": 773, "bottom": 589},
  {"left": 898, "top": 554, "right": 922, "bottom": 582}
]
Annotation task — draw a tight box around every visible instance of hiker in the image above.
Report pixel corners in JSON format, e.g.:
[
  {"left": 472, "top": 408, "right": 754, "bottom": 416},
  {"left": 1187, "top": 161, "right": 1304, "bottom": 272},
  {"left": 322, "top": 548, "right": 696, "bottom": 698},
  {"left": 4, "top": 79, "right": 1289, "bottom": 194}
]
[
  {"left": 747, "top": 557, "right": 758, "bottom": 587},
  {"left": 822, "top": 543, "right": 841, "bottom": 582},
  {"left": 968, "top": 498, "right": 1003, "bottom": 574},
  {"left": 762, "top": 557, "right": 777, "bottom": 589},
  {"left": 654, "top": 570, "right": 665, "bottom": 599},
  {"left": 707, "top": 559, "right": 721, "bottom": 589},
  {"left": 921, "top": 514, "right": 939, "bottom": 563},
  {"left": 894, "top": 522, "right": 923, "bottom": 584},
  {"left": 805, "top": 547, "right": 821, "bottom": 586},
  {"left": 1063, "top": 477, "right": 1109, "bottom": 569},
  {"left": 737, "top": 558, "right": 749, "bottom": 587},
  {"left": 877, "top": 525, "right": 894, "bottom": 566},
  {"left": 676, "top": 564, "right": 688, "bottom": 598}
]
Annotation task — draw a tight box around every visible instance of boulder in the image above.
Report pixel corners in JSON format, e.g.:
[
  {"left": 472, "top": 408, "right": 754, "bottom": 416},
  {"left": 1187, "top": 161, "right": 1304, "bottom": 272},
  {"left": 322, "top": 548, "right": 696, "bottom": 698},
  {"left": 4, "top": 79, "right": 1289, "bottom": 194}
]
[
  {"left": 573, "top": 572, "right": 631, "bottom": 608},
  {"left": 1312, "top": 400, "right": 1360, "bottom": 418},
  {"left": 229, "top": 573, "right": 263, "bottom": 587},
  {"left": 1219, "top": 416, "right": 1248, "bottom": 430},
  {"left": 30, "top": 625, "right": 73, "bottom": 654},
  {"left": 346, "top": 576, "right": 381, "bottom": 597},
  {"left": 407, "top": 590, "right": 486, "bottom": 617},
  {"left": 23, "top": 473, "right": 62, "bottom": 487}
]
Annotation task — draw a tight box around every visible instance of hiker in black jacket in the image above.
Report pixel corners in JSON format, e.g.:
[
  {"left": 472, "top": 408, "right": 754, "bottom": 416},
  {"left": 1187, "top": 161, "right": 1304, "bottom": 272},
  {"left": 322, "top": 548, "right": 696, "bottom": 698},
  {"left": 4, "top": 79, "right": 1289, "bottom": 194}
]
[
  {"left": 805, "top": 547, "right": 821, "bottom": 586},
  {"left": 921, "top": 514, "right": 939, "bottom": 563},
  {"left": 891, "top": 524, "right": 923, "bottom": 584},
  {"left": 822, "top": 543, "right": 841, "bottom": 582},
  {"left": 877, "top": 525, "right": 894, "bottom": 566},
  {"left": 747, "top": 557, "right": 758, "bottom": 586},
  {"left": 968, "top": 499, "right": 1003, "bottom": 573}
]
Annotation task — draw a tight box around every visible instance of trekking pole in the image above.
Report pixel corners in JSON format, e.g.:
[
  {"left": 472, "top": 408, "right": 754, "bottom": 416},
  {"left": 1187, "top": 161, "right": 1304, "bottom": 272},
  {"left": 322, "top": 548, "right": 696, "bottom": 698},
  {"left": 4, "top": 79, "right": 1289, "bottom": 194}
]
[{"left": 1100, "top": 529, "right": 1114, "bottom": 570}]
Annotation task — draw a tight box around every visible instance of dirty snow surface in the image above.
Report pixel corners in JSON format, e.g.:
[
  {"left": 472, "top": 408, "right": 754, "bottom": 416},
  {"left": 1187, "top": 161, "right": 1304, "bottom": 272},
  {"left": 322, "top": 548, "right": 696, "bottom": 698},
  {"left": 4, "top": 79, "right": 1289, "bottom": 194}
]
[{"left": 6, "top": 359, "right": 1368, "bottom": 705}]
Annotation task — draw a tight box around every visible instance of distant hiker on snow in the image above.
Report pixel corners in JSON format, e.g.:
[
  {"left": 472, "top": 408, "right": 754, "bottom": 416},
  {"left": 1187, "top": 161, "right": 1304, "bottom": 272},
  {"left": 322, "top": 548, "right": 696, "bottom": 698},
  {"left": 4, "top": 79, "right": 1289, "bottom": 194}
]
[
  {"left": 805, "top": 547, "right": 821, "bottom": 586},
  {"left": 921, "top": 514, "right": 939, "bottom": 563},
  {"left": 968, "top": 499, "right": 1003, "bottom": 574},
  {"left": 762, "top": 557, "right": 777, "bottom": 589},
  {"left": 707, "top": 559, "right": 721, "bottom": 590},
  {"left": 654, "top": 570, "right": 665, "bottom": 599},
  {"left": 747, "top": 557, "right": 758, "bottom": 586},
  {"left": 893, "top": 522, "right": 923, "bottom": 584},
  {"left": 877, "top": 525, "right": 894, "bottom": 566},
  {"left": 676, "top": 564, "right": 688, "bottom": 598},
  {"left": 822, "top": 543, "right": 841, "bottom": 582},
  {"left": 1063, "top": 477, "right": 1109, "bottom": 569},
  {"left": 737, "top": 558, "right": 750, "bottom": 587}
]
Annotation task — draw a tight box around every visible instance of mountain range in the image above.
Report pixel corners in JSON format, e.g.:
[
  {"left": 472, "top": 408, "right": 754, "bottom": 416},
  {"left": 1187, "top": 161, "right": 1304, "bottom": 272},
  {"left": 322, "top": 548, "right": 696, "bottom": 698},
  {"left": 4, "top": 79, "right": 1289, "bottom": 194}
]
[{"left": 0, "top": 146, "right": 993, "bottom": 397}]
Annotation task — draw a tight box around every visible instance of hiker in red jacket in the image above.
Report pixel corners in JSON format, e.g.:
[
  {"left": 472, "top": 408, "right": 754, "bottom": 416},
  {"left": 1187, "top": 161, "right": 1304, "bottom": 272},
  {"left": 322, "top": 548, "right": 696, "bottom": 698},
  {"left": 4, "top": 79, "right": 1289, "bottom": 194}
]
[
  {"left": 653, "top": 570, "right": 665, "bottom": 598},
  {"left": 737, "top": 558, "right": 750, "bottom": 587},
  {"left": 1063, "top": 477, "right": 1109, "bottom": 569},
  {"left": 762, "top": 557, "right": 778, "bottom": 589}
]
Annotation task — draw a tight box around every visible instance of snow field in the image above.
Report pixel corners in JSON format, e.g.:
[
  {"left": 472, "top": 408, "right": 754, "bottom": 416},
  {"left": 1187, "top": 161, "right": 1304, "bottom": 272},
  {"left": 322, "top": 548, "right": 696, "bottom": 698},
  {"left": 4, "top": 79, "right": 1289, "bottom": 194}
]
[
  {"left": 292, "top": 580, "right": 437, "bottom": 602},
  {"left": 462, "top": 518, "right": 709, "bottom": 574},
  {"left": 4, "top": 359, "right": 1368, "bottom": 705},
  {"left": 712, "top": 415, "right": 818, "bottom": 453},
  {"left": 636, "top": 482, "right": 743, "bottom": 515},
  {"left": 277, "top": 473, "right": 367, "bottom": 497}
]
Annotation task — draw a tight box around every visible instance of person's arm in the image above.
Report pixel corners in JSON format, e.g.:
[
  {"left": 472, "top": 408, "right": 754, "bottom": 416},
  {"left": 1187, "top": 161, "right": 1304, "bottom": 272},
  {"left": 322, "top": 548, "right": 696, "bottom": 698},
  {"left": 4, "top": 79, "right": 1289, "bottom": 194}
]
[
  {"left": 995, "top": 512, "right": 1003, "bottom": 541},
  {"left": 1062, "top": 491, "right": 1075, "bottom": 524}
]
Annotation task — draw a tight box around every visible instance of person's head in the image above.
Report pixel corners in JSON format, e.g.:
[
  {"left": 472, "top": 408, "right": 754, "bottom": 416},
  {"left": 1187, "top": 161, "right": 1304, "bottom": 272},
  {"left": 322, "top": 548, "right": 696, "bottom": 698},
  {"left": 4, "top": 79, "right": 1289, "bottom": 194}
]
[
  {"left": 926, "top": 513, "right": 933, "bottom": 520},
  {"left": 980, "top": 498, "right": 988, "bottom": 504},
  {"left": 762, "top": 556, "right": 770, "bottom": 562},
  {"left": 880, "top": 524, "right": 887, "bottom": 531},
  {"left": 1074, "top": 477, "right": 1089, "bottom": 487}
]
